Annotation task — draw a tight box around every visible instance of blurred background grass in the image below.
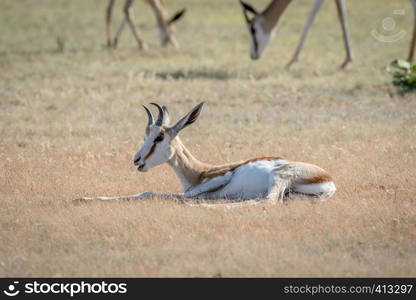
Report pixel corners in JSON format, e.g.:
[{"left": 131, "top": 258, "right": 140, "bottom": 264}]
[{"left": 0, "top": 0, "right": 413, "bottom": 76}]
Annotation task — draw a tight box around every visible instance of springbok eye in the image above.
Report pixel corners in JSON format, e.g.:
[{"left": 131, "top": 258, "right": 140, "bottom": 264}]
[{"left": 154, "top": 134, "right": 164, "bottom": 143}]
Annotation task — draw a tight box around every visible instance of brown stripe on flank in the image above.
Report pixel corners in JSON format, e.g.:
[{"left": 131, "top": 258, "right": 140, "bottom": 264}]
[
  {"left": 199, "top": 156, "right": 283, "bottom": 182},
  {"left": 300, "top": 172, "right": 333, "bottom": 184},
  {"left": 244, "top": 156, "right": 283, "bottom": 163}
]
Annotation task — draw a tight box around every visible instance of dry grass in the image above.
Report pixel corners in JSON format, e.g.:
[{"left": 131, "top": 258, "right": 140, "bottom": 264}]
[{"left": 0, "top": 0, "right": 415, "bottom": 277}]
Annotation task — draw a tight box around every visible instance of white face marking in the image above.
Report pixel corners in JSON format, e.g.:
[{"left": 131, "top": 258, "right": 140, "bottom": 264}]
[
  {"left": 249, "top": 18, "right": 272, "bottom": 60},
  {"left": 133, "top": 126, "right": 173, "bottom": 172}
]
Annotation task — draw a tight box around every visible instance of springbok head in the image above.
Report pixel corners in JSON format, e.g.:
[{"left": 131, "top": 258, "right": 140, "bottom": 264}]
[
  {"left": 159, "top": 9, "right": 186, "bottom": 47},
  {"left": 239, "top": 0, "right": 272, "bottom": 60},
  {"left": 133, "top": 102, "right": 204, "bottom": 172}
]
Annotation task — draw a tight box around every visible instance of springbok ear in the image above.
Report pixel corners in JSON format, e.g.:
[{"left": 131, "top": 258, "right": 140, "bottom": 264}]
[
  {"left": 239, "top": 0, "right": 258, "bottom": 15},
  {"left": 162, "top": 105, "right": 170, "bottom": 126},
  {"left": 168, "top": 8, "right": 186, "bottom": 25},
  {"left": 171, "top": 102, "right": 204, "bottom": 136}
]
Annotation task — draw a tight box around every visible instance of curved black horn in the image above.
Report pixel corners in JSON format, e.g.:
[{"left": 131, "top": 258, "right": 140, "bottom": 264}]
[
  {"left": 142, "top": 105, "right": 154, "bottom": 126},
  {"left": 162, "top": 105, "right": 170, "bottom": 125},
  {"left": 150, "top": 102, "right": 164, "bottom": 126}
]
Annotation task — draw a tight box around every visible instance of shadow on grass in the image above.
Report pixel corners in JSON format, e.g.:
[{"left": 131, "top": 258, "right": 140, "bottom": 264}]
[{"left": 154, "top": 68, "right": 237, "bottom": 80}]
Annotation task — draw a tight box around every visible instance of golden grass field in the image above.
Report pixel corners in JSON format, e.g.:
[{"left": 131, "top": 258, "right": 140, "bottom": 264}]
[{"left": 1, "top": 0, "right": 416, "bottom": 277}]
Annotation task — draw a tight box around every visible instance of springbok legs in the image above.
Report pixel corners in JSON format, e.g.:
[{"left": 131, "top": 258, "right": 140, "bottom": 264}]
[
  {"left": 286, "top": 0, "right": 352, "bottom": 70},
  {"left": 106, "top": 0, "right": 185, "bottom": 49},
  {"left": 106, "top": 0, "right": 116, "bottom": 47},
  {"left": 106, "top": 0, "right": 145, "bottom": 49},
  {"left": 285, "top": 0, "right": 324, "bottom": 70},
  {"left": 121, "top": 0, "right": 145, "bottom": 49},
  {"left": 77, "top": 192, "right": 184, "bottom": 202},
  {"left": 335, "top": 0, "right": 353, "bottom": 68},
  {"left": 409, "top": 0, "right": 416, "bottom": 62}
]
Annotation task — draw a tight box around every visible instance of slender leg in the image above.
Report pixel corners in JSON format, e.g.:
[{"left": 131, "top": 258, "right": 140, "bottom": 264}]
[
  {"left": 123, "top": 0, "right": 145, "bottom": 49},
  {"left": 75, "top": 192, "right": 286, "bottom": 208},
  {"left": 335, "top": 0, "right": 353, "bottom": 69},
  {"left": 112, "top": 0, "right": 130, "bottom": 49},
  {"left": 285, "top": 0, "right": 324, "bottom": 70},
  {"left": 113, "top": 19, "right": 127, "bottom": 48},
  {"left": 183, "top": 172, "right": 233, "bottom": 198},
  {"left": 408, "top": 0, "right": 416, "bottom": 62},
  {"left": 106, "top": 0, "right": 116, "bottom": 48},
  {"left": 75, "top": 192, "right": 262, "bottom": 208},
  {"left": 75, "top": 191, "right": 184, "bottom": 202}
]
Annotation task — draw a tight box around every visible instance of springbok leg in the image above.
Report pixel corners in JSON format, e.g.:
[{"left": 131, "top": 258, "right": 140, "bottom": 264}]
[
  {"left": 285, "top": 0, "right": 324, "bottom": 70},
  {"left": 408, "top": 0, "right": 416, "bottom": 62},
  {"left": 75, "top": 191, "right": 184, "bottom": 202},
  {"left": 335, "top": 0, "right": 353, "bottom": 69},
  {"left": 123, "top": 0, "right": 145, "bottom": 49},
  {"left": 106, "top": 0, "right": 116, "bottom": 48}
]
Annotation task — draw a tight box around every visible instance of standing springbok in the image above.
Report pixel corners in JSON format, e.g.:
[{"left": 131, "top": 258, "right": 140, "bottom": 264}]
[
  {"left": 239, "top": 0, "right": 416, "bottom": 69},
  {"left": 106, "top": 0, "right": 186, "bottom": 49},
  {"left": 79, "top": 103, "right": 336, "bottom": 204}
]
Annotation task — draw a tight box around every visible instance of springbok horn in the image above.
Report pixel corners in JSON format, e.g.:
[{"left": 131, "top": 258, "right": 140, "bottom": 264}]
[
  {"left": 162, "top": 105, "right": 170, "bottom": 125},
  {"left": 142, "top": 105, "right": 154, "bottom": 126},
  {"left": 150, "top": 102, "right": 164, "bottom": 126}
]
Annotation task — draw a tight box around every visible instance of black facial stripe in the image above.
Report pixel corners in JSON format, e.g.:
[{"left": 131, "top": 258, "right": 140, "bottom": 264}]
[{"left": 142, "top": 130, "right": 164, "bottom": 162}]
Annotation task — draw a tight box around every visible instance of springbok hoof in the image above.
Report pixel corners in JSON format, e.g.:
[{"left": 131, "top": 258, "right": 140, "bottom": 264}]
[{"left": 72, "top": 197, "right": 91, "bottom": 205}]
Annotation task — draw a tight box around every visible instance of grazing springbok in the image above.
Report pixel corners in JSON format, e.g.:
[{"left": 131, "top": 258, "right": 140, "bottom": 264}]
[
  {"left": 78, "top": 103, "right": 336, "bottom": 205},
  {"left": 239, "top": 0, "right": 416, "bottom": 69},
  {"left": 106, "top": 0, "right": 186, "bottom": 49}
]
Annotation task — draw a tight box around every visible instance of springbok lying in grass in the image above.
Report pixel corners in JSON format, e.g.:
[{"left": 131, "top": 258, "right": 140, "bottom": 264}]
[{"left": 79, "top": 103, "right": 336, "bottom": 205}]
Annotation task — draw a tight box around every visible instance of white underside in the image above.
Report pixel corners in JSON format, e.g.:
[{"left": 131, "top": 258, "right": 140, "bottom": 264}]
[
  {"left": 199, "top": 160, "right": 335, "bottom": 201},
  {"left": 214, "top": 160, "right": 284, "bottom": 199}
]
